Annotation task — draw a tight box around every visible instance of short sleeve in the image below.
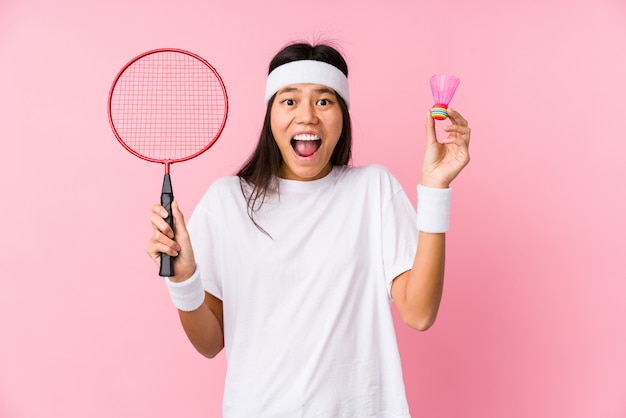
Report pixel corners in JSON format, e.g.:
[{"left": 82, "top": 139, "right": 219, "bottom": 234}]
[
  {"left": 187, "top": 195, "right": 223, "bottom": 300},
  {"left": 381, "top": 181, "right": 419, "bottom": 299}
]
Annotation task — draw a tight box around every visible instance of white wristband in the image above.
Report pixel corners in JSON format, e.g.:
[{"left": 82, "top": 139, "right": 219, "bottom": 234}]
[
  {"left": 416, "top": 184, "right": 452, "bottom": 233},
  {"left": 164, "top": 267, "right": 205, "bottom": 311}
]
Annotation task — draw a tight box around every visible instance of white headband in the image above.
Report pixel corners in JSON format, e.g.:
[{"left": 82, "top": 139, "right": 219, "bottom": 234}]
[{"left": 264, "top": 60, "right": 350, "bottom": 109}]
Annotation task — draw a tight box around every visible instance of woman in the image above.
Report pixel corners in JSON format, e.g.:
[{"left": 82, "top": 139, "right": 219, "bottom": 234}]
[{"left": 148, "top": 42, "right": 470, "bottom": 417}]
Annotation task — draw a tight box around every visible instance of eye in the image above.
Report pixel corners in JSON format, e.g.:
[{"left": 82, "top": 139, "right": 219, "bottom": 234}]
[
  {"left": 317, "top": 98, "right": 331, "bottom": 106},
  {"left": 282, "top": 98, "right": 296, "bottom": 106}
]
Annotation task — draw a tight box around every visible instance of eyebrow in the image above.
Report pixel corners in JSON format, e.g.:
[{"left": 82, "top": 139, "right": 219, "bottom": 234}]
[{"left": 277, "top": 86, "right": 336, "bottom": 96}]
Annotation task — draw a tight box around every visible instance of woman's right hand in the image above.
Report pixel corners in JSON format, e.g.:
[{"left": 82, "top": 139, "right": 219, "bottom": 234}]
[{"left": 148, "top": 201, "right": 197, "bottom": 282}]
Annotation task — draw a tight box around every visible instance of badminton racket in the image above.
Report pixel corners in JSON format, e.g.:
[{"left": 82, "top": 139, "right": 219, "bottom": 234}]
[{"left": 108, "top": 48, "right": 228, "bottom": 277}]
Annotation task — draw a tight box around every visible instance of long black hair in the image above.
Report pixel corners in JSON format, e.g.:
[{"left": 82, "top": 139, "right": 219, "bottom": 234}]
[{"left": 237, "top": 42, "right": 353, "bottom": 233}]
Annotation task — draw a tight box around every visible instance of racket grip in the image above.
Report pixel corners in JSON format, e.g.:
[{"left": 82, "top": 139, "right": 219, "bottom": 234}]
[{"left": 159, "top": 174, "right": 175, "bottom": 277}]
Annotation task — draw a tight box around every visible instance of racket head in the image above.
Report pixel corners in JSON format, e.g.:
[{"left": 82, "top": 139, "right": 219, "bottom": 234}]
[{"left": 107, "top": 48, "right": 228, "bottom": 166}]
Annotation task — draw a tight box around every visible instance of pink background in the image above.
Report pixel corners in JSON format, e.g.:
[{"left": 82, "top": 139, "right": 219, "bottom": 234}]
[{"left": 1, "top": 0, "right": 625, "bottom": 417}]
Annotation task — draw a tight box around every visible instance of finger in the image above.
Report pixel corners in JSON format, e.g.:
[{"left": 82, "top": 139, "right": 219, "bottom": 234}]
[
  {"left": 442, "top": 124, "right": 471, "bottom": 138},
  {"left": 151, "top": 203, "right": 176, "bottom": 238},
  {"left": 437, "top": 136, "right": 459, "bottom": 145},
  {"left": 439, "top": 131, "right": 470, "bottom": 147},
  {"left": 151, "top": 227, "right": 181, "bottom": 253},
  {"left": 447, "top": 108, "right": 468, "bottom": 126},
  {"left": 442, "top": 123, "right": 471, "bottom": 145},
  {"left": 152, "top": 203, "right": 169, "bottom": 219},
  {"left": 150, "top": 237, "right": 180, "bottom": 257},
  {"left": 147, "top": 236, "right": 179, "bottom": 266},
  {"left": 151, "top": 212, "right": 174, "bottom": 238},
  {"left": 147, "top": 247, "right": 161, "bottom": 268}
]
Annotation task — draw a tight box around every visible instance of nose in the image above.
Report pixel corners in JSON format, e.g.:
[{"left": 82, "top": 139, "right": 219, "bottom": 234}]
[{"left": 296, "top": 101, "right": 318, "bottom": 124}]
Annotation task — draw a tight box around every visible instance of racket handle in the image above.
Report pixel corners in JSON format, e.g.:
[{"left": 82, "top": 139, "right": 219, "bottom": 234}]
[{"left": 159, "top": 174, "right": 175, "bottom": 277}]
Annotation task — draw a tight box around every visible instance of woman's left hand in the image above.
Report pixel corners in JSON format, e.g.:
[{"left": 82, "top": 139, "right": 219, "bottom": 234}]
[{"left": 421, "top": 108, "right": 471, "bottom": 188}]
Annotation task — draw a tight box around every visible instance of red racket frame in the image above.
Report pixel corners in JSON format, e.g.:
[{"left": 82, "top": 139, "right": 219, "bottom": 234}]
[{"left": 107, "top": 48, "right": 228, "bottom": 174}]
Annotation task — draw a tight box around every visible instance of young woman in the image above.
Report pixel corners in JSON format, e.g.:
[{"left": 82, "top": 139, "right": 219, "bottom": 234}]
[{"left": 148, "top": 42, "right": 470, "bottom": 417}]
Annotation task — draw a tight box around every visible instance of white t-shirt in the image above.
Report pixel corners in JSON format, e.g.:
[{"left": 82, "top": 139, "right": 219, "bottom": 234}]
[{"left": 188, "top": 164, "right": 418, "bottom": 417}]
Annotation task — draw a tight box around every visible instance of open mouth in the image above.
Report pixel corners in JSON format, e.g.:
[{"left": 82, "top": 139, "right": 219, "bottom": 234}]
[{"left": 291, "top": 134, "right": 322, "bottom": 158}]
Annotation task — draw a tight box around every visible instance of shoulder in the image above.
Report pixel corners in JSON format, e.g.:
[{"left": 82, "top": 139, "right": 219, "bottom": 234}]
[
  {"left": 188, "top": 175, "right": 248, "bottom": 230},
  {"left": 338, "top": 164, "right": 402, "bottom": 189},
  {"left": 195, "top": 176, "right": 243, "bottom": 210},
  {"left": 206, "top": 175, "right": 242, "bottom": 194},
  {"left": 338, "top": 165, "right": 410, "bottom": 209},
  {"left": 209, "top": 175, "right": 241, "bottom": 192}
]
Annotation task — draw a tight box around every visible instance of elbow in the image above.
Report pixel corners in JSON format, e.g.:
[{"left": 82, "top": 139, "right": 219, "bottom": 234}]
[
  {"left": 413, "top": 318, "right": 436, "bottom": 332},
  {"left": 194, "top": 343, "right": 223, "bottom": 359},
  {"left": 188, "top": 334, "right": 224, "bottom": 359},
  {"left": 202, "top": 350, "right": 221, "bottom": 359},
  {"left": 401, "top": 311, "right": 438, "bottom": 332}
]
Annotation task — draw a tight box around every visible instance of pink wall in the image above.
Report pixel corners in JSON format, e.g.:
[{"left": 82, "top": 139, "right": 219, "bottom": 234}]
[{"left": 1, "top": 0, "right": 625, "bottom": 417}]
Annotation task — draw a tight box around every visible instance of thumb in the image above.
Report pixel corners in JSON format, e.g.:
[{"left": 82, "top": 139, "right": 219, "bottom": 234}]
[
  {"left": 171, "top": 201, "right": 188, "bottom": 235},
  {"left": 169, "top": 200, "right": 197, "bottom": 281},
  {"left": 425, "top": 110, "right": 437, "bottom": 145},
  {"left": 171, "top": 200, "right": 193, "bottom": 255}
]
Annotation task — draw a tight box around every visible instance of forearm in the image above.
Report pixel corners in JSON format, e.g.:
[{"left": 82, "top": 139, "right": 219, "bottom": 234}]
[
  {"left": 403, "top": 231, "right": 445, "bottom": 330},
  {"left": 165, "top": 270, "right": 224, "bottom": 358},
  {"left": 178, "top": 294, "right": 224, "bottom": 358}
]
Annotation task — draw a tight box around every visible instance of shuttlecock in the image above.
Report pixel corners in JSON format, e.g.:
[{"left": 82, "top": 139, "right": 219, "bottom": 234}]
[{"left": 430, "top": 74, "right": 460, "bottom": 120}]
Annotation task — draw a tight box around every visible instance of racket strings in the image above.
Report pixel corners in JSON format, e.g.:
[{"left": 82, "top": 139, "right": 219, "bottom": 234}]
[{"left": 110, "top": 51, "right": 227, "bottom": 161}]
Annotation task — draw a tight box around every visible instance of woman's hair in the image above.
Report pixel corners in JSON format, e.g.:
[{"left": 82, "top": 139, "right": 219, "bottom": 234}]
[{"left": 237, "top": 42, "right": 353, "bottom": 234}]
